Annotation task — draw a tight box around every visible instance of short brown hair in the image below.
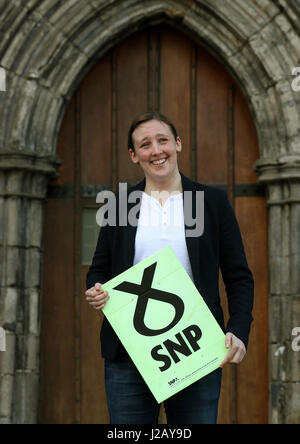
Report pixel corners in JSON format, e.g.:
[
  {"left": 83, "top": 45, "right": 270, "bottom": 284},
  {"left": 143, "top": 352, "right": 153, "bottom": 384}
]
[{"left": 128, "top": 112, "right": 179, "bottom": 152}]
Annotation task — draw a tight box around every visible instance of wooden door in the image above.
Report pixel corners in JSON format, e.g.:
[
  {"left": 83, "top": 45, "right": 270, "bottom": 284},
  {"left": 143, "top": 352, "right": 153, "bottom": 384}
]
[{"left": 39, "top": 25, "right": 268, "bottom": 424}]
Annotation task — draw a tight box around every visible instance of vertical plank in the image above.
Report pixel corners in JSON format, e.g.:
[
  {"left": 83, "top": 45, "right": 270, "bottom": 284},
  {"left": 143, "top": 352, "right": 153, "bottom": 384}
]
[
  {"left": 80, "top": 266, "right": 110, "bottom": 424},
  {"left": 227, "top": 83, "right": 238, "bottom": 424},
  {"left": 111, "top": 50, "right": 118, "bottom": 193},
  {"left": 190, "top": 45, "right": 197, "bottom": 182},
  {"left": 39, "top": 94, "right": 77, "bottom": 424},
  {"left": 214, "top": 80, "right": 237, "bottom": 425},
  {"left": 235, "top": 197, "right": 268, "bottom": 424},
  {"left": 80, "top": 60, "right": 112, "bottom": 423},
  {"left": 227, "top": 84, "right": 235, "bottom": 203},
  {"left": 234, "top": 87, "right": 259, "bottom": 184},
  {"left": 148, "top": 28, "right": 160, "bottom": 112},
  {"left": 39, "top": 199, "right": 76, "bottom": 424},
  {"left": 115, "top": 30, "right": 148, "bottom": 184},
  {"left": 234, "top": 85, "right": 268, "bottom": 423},
  {"left": 81, "top": 56, "right": 112, "bottom": 186},
  {"left": 196, "top": 47, "right": 229, "bottom": 184},
  {"left": 74, "top": 90, "right": 82, "bottom": 423},
  {"left": 50, "top": 95, "right": 75, "bottom": 186},
  {"left": 160, "top": 26, "right": 192, "bottom": 177}
]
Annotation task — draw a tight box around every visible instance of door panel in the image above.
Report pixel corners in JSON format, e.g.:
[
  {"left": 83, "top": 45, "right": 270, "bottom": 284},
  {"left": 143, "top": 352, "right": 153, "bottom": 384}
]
[
  {"left": 116, "top": 32, "right": 148, "bottom": 184},
  {"left": 160, "top": 28, "right": 192, "bottom": 174},
  {"left": 80, "top": 266, "right": 110, "bottom": 424},
  {"left": 40, "top": 25, "right": 268, "bottom": 424},
  {"left": 39, "top": 199, "right": 76, "bottom": 424},
  {"left": 81, "top": 56, "right": 112, "bottom": 186},
  {"left": 235, "top": 196, "right": 268, "bottom": 424},
  {"left": 196, "top": 47, "right": 229, "bottom": 184}
]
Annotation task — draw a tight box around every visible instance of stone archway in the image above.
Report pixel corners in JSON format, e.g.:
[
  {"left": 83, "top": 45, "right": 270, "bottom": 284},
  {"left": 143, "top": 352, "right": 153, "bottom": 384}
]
[{"left": 0, "top": 0, "right": 299, "bottom": 424}]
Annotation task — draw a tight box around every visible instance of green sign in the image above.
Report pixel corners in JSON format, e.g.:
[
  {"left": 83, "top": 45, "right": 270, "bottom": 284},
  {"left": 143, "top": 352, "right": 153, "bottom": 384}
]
[{"left": 102, "top": 246, "right": 228, "bottom": 403}]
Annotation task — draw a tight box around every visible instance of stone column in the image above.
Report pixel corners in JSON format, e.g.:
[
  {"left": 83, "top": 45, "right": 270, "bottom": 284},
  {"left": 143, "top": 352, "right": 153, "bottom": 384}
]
[
  {"left": 255, "top": 156, "right": 300, "bottom": 424},
  {"left": 0, "top": 152, "right": 59, "bottom": 424}
]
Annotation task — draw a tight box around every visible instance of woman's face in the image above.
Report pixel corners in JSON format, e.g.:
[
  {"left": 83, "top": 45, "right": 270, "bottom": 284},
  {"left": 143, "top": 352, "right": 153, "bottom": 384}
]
[{"left": 129, "top": 120, "right": 182, "bottom": 183}]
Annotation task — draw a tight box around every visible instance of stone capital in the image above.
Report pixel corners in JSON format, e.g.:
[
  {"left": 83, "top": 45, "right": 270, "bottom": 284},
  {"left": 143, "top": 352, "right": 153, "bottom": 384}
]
[
  {"left": 254, "top": 156, "right": 300, "bottom": 183},
  {"left": 254, "top": 156, "right": 300, "bottom": 206},
  {"left": 0, "top": 152, "right": 61, "bottom": 200},
  {"left": 0, "top": 151, "right": 60, "bottom": 178}
]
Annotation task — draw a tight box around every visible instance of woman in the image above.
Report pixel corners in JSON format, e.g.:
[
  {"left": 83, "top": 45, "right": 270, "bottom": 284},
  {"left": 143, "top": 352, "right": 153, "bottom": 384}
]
[{"left": 85, "top": 112, "right": 254, "bottom": 424}]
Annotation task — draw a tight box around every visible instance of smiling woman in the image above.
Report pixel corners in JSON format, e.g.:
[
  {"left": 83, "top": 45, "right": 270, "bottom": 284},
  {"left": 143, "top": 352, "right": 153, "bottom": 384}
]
[
  {"left": 127, "top": 113, "right": 183, "bottom": 199},
  {"left": 85, "top": 111, "right": 254, "bottom": 424}
]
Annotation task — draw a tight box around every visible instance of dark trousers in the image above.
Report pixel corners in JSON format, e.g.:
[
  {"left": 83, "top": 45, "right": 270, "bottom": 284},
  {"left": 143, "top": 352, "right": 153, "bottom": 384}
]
[{"left": 104, "top": 358, "right": 222, "bottom": 424}]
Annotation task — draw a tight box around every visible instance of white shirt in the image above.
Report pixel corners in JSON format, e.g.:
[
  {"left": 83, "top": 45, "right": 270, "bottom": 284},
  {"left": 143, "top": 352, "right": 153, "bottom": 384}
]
[{"left": 133, "top": 192, "right": 194, "bottom": 281}]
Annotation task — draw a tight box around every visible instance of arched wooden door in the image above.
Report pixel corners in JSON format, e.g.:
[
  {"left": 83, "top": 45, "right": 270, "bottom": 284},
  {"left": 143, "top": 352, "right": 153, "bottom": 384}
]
[{"left": 39, "top": 25, "right": 268, "bottom": 424}]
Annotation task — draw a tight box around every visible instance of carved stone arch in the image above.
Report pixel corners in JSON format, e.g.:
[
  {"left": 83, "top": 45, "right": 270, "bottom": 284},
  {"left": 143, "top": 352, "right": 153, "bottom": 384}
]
[{"left": 0, "top": 0, "right": 299, "bottom": 161}]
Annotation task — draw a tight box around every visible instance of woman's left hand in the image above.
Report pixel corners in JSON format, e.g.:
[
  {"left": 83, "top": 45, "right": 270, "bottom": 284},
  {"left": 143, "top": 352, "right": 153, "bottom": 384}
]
[{"left": 220, "top": 333, "right": 246, "bottom": 368}]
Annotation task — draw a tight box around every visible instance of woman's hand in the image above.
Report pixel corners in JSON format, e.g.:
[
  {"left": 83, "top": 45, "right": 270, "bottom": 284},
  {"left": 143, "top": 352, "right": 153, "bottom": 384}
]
[
  {"left": 85, "top": 282, "right": 109, "bottom": 310},
  {"left": 220, "top": 333, "right": 246, "bottom": 368}
]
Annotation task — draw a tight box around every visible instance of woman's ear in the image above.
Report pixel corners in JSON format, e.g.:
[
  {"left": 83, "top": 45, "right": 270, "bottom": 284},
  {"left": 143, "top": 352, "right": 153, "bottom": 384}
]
[
  {"left": 128, "top": 148, "right": 139, "bottom": 164},
  {"left": 176, "top": 137, "right": 182, "bottom": 153}
]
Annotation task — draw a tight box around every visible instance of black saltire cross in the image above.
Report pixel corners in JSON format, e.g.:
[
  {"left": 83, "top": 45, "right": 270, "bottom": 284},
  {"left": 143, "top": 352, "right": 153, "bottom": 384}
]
[{"left": 113, "top": 262, "right": 184, "bottom": 336}]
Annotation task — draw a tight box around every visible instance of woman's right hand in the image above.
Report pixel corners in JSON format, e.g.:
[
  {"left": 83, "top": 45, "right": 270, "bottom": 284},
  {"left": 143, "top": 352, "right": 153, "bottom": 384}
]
[{"left": 85, "top": 283, "right": 109, "bottom": 310}]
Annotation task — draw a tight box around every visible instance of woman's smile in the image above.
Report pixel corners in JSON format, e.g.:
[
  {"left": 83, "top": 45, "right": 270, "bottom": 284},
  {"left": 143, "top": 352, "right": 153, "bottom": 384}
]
[
  {"left": 151, "top": 157, "right": 168, "bottom": 166},
  {"left": 129, "top": 120, "right": 182, "bottom": 184}
]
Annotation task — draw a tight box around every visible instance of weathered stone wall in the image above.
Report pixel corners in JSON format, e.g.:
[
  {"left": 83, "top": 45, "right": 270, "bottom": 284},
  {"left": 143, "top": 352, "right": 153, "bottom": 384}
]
[
  {"left": 0, "top": 154, "right": 58, "bottom": 423},
  {"left": 0, "top": 0, "right": 299, "bottom": 424},
  {"left": 255, "top": 159, "right": 300, "bottom": 424}
]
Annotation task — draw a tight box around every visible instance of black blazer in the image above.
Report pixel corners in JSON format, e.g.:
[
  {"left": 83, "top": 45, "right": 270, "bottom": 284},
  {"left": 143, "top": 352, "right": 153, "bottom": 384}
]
[{"left": 86, "top": 172, "right": 254, "bottom": 360}]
